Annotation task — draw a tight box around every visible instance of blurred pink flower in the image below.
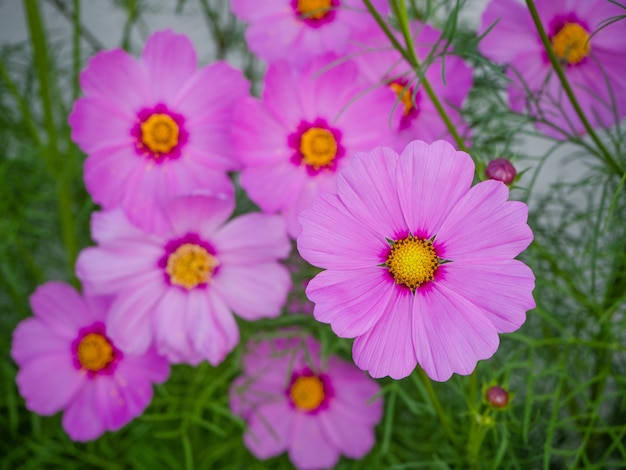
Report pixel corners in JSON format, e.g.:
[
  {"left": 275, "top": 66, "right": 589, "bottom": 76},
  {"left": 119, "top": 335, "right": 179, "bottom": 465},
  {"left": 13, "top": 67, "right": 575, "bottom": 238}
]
[
  {"left": 231, "top": 0, "right": 389, "bottom": 67},
  {"left": 11, "top": 282, "right": 169, "bottom": 442},
  {"left": 297, "top": 140, "right": 535, "bottom": 381},
  {"left": 479, "top": 0, "right": 626, "bottom": 137},
  {"left": 233, "top": 55, "right": 396, "bottom": 237},
  {"left": 230, "top": 335, "right": 382, "bottom": 469},
  {"left": 350, "top": 22, "right": 473, "bottom": 149},
  {"left": 69, "top": 30, "right": 248, "bottom": 231},
  {"left": 76, "top": 193, "right": 291, "bottom": 365}
]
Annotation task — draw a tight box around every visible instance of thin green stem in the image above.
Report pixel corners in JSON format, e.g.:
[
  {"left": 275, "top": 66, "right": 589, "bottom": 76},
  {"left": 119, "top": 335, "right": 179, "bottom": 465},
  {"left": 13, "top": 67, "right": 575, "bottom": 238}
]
[
  {"left": 25, "top": 0, "right": 79, "bottom": 282},
  {"left": 417, "top": 368, "right": 458, "bottom": 446},
  {"left": 72, "top": 0, "right": 81, "bottom": 101},
  {"left": 365, "top": 0, "right": 471, "bottom": 157},
  {"left": 525, "top": 0, "right": 624, "bottom": 177}
]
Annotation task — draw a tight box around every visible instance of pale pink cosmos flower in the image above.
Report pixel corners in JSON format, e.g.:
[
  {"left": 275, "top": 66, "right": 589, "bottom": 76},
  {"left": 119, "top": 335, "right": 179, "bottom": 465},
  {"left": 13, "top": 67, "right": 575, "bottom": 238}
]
[
  {"left": 76, "top": 193, "right": 291, "bottom": 365},
  {"left": 230, "top": 0, "right": 389, "bottom": 67},
  {"left": 232, "top": 55, "right": 396, "bottom": 238},
  {"left": 349, "top": 21, "right": 473, "bottom": 150},
  {"left": 297, "top": 140, "right": 536, "bottom": 381},
  {"left": 69, "top": 30, "right": 248, "bottom": 231},
  {"left": 11, "top": 282, "right": 169, "bottom": 441},
  {"left": 479, "top": 0, "right": 626, "bottom": 137},
  {"left": 230, "top": 335, "right": 382, "bottom": 469}
]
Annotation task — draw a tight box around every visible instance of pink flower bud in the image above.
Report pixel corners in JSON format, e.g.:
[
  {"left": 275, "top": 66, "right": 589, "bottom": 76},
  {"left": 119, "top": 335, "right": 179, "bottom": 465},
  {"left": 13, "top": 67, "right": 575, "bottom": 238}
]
[
  {"left": 486, "top": 158, "right": 516, "bottom": 185},
  {"left": 486, "top": 385, "right": 510, "bottom": 408}
]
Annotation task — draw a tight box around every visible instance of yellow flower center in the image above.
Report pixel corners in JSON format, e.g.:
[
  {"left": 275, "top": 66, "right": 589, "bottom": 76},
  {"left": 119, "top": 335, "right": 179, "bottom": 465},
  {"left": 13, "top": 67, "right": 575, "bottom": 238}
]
[
  {"left": 141, "top": 113, "right": 179, "bottom": 155},
  {"left": 386, "top": 236, "right": 439, "bottom": 289},
  {"left": 297, "top": 0, "right": 332, "bottom": 19},
  {"left": 166, "top": 243, "right": 219, "bottom": 290},
  {"left": 300, "top": 127, "right": 337, "bottom": 169},
  {"left": 389, "top": 82, "right": 414, "bottom": 115},
  {"left": 290, "top": 375, "right": 326, "bottom": 411},
  {"left": 551, "top": 22, "right": 591, "bottom": 65},
  {"left": 78, "top": 333, "right": 114, "bottom": 372}
]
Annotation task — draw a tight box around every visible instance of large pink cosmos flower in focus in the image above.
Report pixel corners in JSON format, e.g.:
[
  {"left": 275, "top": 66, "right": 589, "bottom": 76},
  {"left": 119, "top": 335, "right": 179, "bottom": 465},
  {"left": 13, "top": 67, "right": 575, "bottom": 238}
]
[
  {"left": 350, "top": 21, "right": 473, "bottom": 150},
  {"left": 297, "top": 140, "right": 536, "bottom": 381},
  {"left": 479, "top": 0, "right": 626, "bottom": 137},
  {"left": 76, "top": 193, "right": 291, "bottom": 365},
  {"left": 69, "top": 30, "right": 248, "bottom": 231},
  {"left": 11, "top": 282, "right": 169, "bottom": 441},
  {"left": 232, "top": 55, "right": 396, "bottom": 238},
  {"left": 231, "top": 0, "right": 389, "bottom": 67},
  {"left": 230, "top": 335, "right": 382, "bottom": 469}
]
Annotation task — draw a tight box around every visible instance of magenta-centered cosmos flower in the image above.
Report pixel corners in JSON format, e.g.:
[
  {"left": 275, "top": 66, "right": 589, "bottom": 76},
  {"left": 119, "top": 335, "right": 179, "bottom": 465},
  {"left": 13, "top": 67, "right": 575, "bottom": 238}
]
[
  {"left": 76, "top": 193, "right": 291, "bottom": 365},
  {"left": 69, "top": 30, "right": 248, "bottom": 231},
  {"left": 230, "top": 335, "right": 382, "bottom": 469},
  {"left": 350, "top": 21, "right": 473, "bottom": 149},
  {"left": 297, "top": 140, "right": 536, "bottom": 381},
  {"left": 11, "top": 282, "right": 169, "bottom": 441},
  {"left": 233, "top": 55, "right": 396, "bottom": 237},
  {"left": 231, "top": 0, "right": 389, "bottom": 67},
  {"left": 479, "top": 0, "right": 626, "bottom": 137}
]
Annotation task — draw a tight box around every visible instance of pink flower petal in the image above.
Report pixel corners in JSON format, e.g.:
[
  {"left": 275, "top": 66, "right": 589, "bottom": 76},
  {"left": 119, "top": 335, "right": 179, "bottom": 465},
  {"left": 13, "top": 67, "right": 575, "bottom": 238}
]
[
  {"left": 15, "top": 352, "right": 83, "bottom": 416},
  {"left": 11, "top": 318, "right": 70, "bottom": 365},
  {"left": 289, "top": 413, "right": 340, "bottom": 470},
  {"left": 412, "top": 283, "right": 500, "bottom": 382},
  {"left": 352, "top": 288, "right": 417, "bottom": 379},
  {"left": 243, "top": 400, "right": 293, "bottom": 460},
  {"left": 435, "top": 179, "right": 533, "bottom": 261},
  {"left": 78, "top": 48, "right": 149, "bottom": 115},
  {"left": 306, "top": 267, "right": 395, "bottom": 338},
  {"left": 211, "top": 213, "right": 290, "bottom": 265},
  {"left": 140, "top": 30, "right": 197, "bottom": 104},
  {"left": 240, "top": 163, "right": 308, "bottom": 215},
  {"left": 318, "top": 400, "right": 377, "bottom": 459},
  {"left": 90, "top": 209, "right": 160, "bottom": 245},
  {"left": 29, "top": 282, "right": 93, "bottom": 338},
  {"left": 62, "top": 381, "right": 106, "bottom": 442},
  {"left": 438, "top": 260, "right": 535, "bottom": 333},
  {"left": 212, "top": 263, "right": 291, "bottom": 320},
  {"left": 163, "top": 192, "right": 235, "bottom": 239},
  {"left": 298, "top": 192, "right": 388, "bottom": 270},
  {"left": 396, "top": 140, "right": 475, "bottom": 238}
]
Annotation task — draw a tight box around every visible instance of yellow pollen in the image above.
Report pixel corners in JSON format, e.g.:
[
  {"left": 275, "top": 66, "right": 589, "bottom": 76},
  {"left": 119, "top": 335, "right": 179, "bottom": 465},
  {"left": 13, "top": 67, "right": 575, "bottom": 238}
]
[
  {"left": 386, "top": 236, "right": 439, "bottom": 289},
  {"left": 141, "top": 113, "right": 179, "bottom": 155},
  {"left": 551, "top": 22, "right": 591, "bottom": 65},
  {"left": 78, "top": 333, "right": 114, "bottom": 372},
  {"left": 300, "top": 127, "right": 337, "bottom": 169},
  {"left": 297, "top": 0, "right": 332, "bottom": 19},
  {"left": 290, "top": 376, "right": 325, "bottom": 411},
  {"left": 166, "top": 243, "right": 219, "bottom": 290},
  {"left": 389, "top": 82, "right": 414, "bottom": 115}
]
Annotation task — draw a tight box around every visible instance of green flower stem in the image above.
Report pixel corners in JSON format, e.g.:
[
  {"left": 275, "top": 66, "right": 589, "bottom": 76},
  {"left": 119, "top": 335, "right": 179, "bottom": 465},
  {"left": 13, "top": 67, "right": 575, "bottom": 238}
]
[
  {"left": 25, "top": 0, "right": 79, "bottom": 282},
  {"left": 364, "top": 0, "right": 471, "bottom": 157},
  {"left": 72, "top": 0, "right": 81, "bottom": 101},
  {"left": 417, "top": 368, "right": 458, "bottom": 446},
  {"left": 525, "top": 0, "right": 624, "bottom": 177}
]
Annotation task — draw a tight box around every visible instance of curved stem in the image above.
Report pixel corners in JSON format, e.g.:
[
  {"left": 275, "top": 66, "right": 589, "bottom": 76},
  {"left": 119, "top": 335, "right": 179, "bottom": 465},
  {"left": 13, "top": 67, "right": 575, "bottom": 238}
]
[
  {"left": 525, "top": 0, "right": 623, "bottom": 177},
  {"left": 417, "top": 368, "right": 458, "bottom": 446}
]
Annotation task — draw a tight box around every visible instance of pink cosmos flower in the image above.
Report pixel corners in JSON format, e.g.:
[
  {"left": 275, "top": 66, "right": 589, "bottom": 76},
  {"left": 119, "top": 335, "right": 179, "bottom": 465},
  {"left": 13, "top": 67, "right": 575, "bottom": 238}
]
[
  {"left": 69, "top": 30, "right": 248, "bottom": 231},
  {"left": 349, "top": 21, "right": 473, "bottom": 149},
  {"left": 230, "top": 335, "right": 382, "bottom": 469},
  {"left": 478, "top": 0, "right": 626, "bottom": 137},
  {"left": 230, "top": 0, "right": 389, "bottom": 67},
  {"left": 297, "top": 140, "right": 536, "bottom": 381},
  {"left": 233, "top": 55, "right": 396, "bottom": 238},
  {"left": 11, "top": 282, "right": 169, "bottom": 442},
  {"left": 76, "top": 192, "right": 291, "bottom": 365}
]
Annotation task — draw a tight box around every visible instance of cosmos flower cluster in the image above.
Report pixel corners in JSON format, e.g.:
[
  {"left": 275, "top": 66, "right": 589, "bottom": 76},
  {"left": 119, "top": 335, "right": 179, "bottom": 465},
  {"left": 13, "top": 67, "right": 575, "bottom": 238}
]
[{"left": 11, "top": 0, "right": 624, "bottom": 467}]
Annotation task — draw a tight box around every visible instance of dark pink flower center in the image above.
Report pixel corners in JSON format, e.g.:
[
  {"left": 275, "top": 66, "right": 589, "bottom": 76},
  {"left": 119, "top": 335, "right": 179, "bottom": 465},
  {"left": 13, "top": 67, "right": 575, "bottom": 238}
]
[
  {"left": 288, "top": 118, "right": 345, "bottom": 175},
  {"left": 291, "top": 0, "right": 339, "bottom": 27},
  {"left": 388, "top": 78, "right": 421, "bottom": 130},
  {"left": 131, "top": 103, "right": 188, "bottom": 163},
  {"left": 159, "top": 233, "right": 219, "bottom": 290},
  {"left": 71, "top": 322, "right": 122, "bottom": 378},
  {"left": 287, "top": 368, "right": 333, "bottom": 414}
]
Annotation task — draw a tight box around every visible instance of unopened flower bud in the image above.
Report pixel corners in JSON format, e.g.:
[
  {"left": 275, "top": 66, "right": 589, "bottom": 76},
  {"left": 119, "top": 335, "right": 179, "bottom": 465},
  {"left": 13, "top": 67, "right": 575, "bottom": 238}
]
[
  {"left": 485, "top": 385, "right": 510, "bottom": 409},
  {"left": 486, "top": 158, "right": 516, "bottom": 185}
]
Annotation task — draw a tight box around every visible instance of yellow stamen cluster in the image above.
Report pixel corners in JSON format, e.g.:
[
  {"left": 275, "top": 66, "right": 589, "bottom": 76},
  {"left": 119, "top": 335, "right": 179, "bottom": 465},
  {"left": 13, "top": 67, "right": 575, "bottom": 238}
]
[
  {"left": 386, "top": 236, "right": 439, "bottom": 289},
  {"left": 141, "top": 113, "right": 179, "bottom": 155},
  {"left": 290, "top": 375, "right": 326, "bottom": 411},
  {"left": 78, "top": 333, "right": 114, "bottom": 372},
  {"left": 389, "top": 82, "right": 414, "bottom": 115},
  {"left": 297, "top": 0, "right": 332, "bottom": 19},
  {"left": 166, "top": 243, "right": 219, "bottom": 290},
  {"left": 551, "top": 22, "right": 591, "bottom": 65},
  {"left": 300, "top": 127, "right": 337, "bottom": 169}
]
